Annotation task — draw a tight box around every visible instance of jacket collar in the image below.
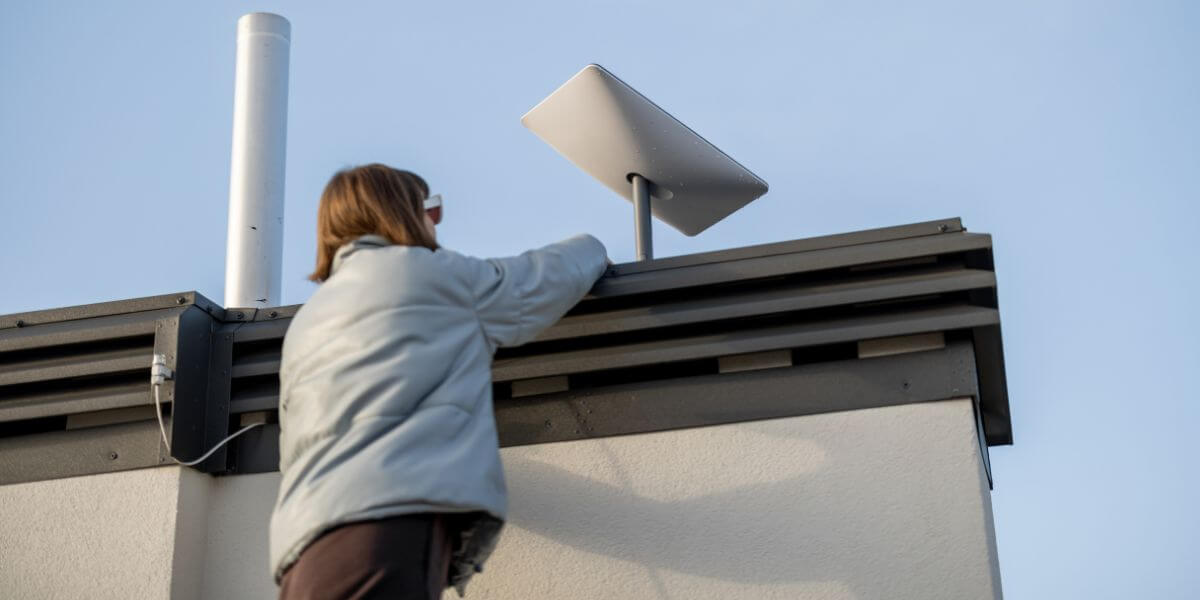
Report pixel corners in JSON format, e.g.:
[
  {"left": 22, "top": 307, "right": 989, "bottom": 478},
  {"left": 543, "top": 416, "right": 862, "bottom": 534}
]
[{"left": 330, "top": 234, "right": 391, "bottom": 276}]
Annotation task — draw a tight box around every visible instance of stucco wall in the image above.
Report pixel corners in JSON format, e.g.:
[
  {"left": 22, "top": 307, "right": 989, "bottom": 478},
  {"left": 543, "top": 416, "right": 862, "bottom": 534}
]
[
  {"left": 198, "top": 471, "right": 280, "bottom": 599},
  {"left": 0, "top": 466, "right": 194, "bottom": 600},
  {"left": 467, "top": 398, "right": 1002, "bottom": 600},
  {"left": 0, "top": 463, "right": 281, "bottom": 600},
  {"left": 0, "top": 399, "right": 1000, "bottom": 600}
]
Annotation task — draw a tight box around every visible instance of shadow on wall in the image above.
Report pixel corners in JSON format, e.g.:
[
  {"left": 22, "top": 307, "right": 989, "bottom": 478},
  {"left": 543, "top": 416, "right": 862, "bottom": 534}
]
[{"left": 500, "top": 402, "right": 988, "bottom": 600}]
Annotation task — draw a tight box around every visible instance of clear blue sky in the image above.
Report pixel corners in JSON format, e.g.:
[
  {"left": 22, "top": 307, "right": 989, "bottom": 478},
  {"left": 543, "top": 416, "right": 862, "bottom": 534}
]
[{"left": 2, "top": 1, "right": 1197, "bottom": 597}]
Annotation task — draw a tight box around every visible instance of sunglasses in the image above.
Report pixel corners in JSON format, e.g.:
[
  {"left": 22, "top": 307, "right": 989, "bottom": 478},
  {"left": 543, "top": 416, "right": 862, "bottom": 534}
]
[{"left": 423, "top": 194, "right": 443, "bottom": 225}]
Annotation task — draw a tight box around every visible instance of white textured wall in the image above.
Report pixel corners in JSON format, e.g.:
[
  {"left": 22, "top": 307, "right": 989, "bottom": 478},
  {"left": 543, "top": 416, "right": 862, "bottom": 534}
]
[
  {"left": 465, "top": 398, "right": 1002, "bottom": 600},
  {"left": 198, "top": 472, "right": 280, "bottom": 599},
  {"left": 0, "top": 465, "right": 280, "bottom": 600},
  {"left": 0, "top": 399, "right": 1001, "bottom": 600},
  {"left": 0, "top": 466, "right": 199, "bottom": 600}
]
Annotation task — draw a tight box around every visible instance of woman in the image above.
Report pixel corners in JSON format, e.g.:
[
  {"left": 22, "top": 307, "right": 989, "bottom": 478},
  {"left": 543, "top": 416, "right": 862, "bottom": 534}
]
[{"left": 270, "top": 164, "right": 609, "bottom": 599}]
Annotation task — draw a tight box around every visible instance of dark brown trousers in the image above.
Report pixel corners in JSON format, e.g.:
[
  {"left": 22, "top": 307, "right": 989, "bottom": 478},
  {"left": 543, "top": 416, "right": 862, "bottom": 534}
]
[{"left": 278, "top": 514, "right": 453, "bottom": 600}]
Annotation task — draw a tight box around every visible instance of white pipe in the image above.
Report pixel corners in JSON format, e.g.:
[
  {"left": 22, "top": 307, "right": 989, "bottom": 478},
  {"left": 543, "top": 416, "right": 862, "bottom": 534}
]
[{"left": 224, "top": 13, "right": 291, "bottom": 308}]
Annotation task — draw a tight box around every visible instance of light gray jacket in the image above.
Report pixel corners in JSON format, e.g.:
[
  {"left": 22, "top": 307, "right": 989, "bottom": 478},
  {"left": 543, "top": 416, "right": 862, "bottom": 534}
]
[{"left": 269, "top": 233, "right": 608, "bottom": 592}]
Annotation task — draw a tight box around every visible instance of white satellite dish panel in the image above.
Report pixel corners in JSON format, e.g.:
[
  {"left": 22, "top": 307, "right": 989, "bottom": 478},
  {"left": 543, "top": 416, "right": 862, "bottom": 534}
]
[{"left": 521, "top": 64, "right": 768, "bottom": 239}]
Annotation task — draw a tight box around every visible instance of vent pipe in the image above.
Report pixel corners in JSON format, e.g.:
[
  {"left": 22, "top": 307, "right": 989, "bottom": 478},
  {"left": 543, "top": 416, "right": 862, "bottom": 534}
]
[{"left": 224, "top": 13, "right": 291, "bottom": 309}]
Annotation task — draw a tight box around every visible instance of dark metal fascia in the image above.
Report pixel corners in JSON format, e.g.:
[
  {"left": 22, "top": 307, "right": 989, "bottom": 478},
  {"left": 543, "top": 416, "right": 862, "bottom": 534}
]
[
  {"left": 589, "top": 229, "right": 988, "bottom": 298},
  {"left": 228, "top": 340, "right": 980, "bottom": 475},
  {"left": 0, "top": 383, "right": 147, "bottom": 424},
  {"left": 0, "top": 306, "right": 184, "bottom": 423},
  {"left": 0, "top": 309, "right": 160, "bottom": 355},
  {"left": 162, "top": 305, "right": 230, "bottom": 471},
  {"left": 0, "top": 218, "right": 1012, "bottom": 486},
  {"left": 214, "top": 304, "right": 999, "bottom": 391},
  {"left": 0, "top": 351, "right": 147, "bottom": 388},
  {"left": 0, "top": 419, "right": 162, "bottom": 485},
  {"left": 494, "top": 304, "right": 999, "bottom": 382},
  {"left": 541, "top": 267, "right": 995, "bottom": 342},
  {"left": 0, "top": 291, "right": 223, "bottom": 330},
  {"left": 972, "top": 324, "right": 1012, "bottom": 446},
  {"left": 497, "top": 340, "right": 980, "bottom": 447},
  {"left": 609, "top": 217, "right": 963, "bottom": 276}
]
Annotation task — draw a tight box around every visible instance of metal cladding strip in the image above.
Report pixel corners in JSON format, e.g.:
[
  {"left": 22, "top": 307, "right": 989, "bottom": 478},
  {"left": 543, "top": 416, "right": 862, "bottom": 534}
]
[
  {"left": 0, "top": 382, "right": 147, "bottom": 423},
  {"left": 590, "top": 232, "right": 992, "bottom": 298},
  {"left": 0, "top": 351, "right": 149, "bottom": 388},
  {"left": 230, "top": 352, "right": 282, "bottom": 379},
  {"left": 0, "top": 420, "right": 163, "bottom": 486},
  {"left": 201, "top": 323, "right": 239, "bottom": 467},
  {"left": 216, "top": 268, "right": 995, "bottom": 379},
  {"left": 217, "top": 302, "right": 999, "bottom": 386},
  {"left": 228, "top": 340, "right": 981, "bottom": 474},
  {"left": 0, "top": 291, "right": 223, "bottom": 330},
  {"left": 0, "top": 310, "right": 161, "bottom": 354},
  {"left": 218, "top": 269, "right": 996, "bottom": 379},
  {"left": 541, "top": 267, "right": 996, "bottom": 342},
  {"left": 972, "top": 324, "right": 1012, "bottom": 446},
  {"left": 609, "top": 217, "right": 964, "bottom": 276},
  {"left": 165, "top": 305, "right": 227, "bottom": 471},
  {"left": 230, "top": 390, "right": 280, "bottom": 415},
  {"left": 499, "top": 340, "right": 980, "bottom": 446},
  {"left": 494, "top": 304, "right": 999, "bottom": 382},
  {"left": 215, "top": 286, "right": 997, "bottom": 384},
  {"left": 0, "top": 307, "right": 187, "bottom": 422}
]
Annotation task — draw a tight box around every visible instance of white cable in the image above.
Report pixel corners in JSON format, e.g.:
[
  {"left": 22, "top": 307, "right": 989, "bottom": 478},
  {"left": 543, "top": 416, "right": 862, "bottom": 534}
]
[
  {"left": 153, "top": 372, "right": 263, "bottom": 467},
  {"left": 153, "top": 382, "right": 173, "bottom": 453}
]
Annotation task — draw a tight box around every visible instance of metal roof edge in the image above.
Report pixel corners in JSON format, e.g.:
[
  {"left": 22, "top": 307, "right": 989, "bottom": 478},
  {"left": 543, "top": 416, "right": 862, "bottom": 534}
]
[
  {"left": 608, "top": 217, "right": 963, "bottom": 276},
  {"left": 0, "top": 291, "right": 224, "bottom": 330}
]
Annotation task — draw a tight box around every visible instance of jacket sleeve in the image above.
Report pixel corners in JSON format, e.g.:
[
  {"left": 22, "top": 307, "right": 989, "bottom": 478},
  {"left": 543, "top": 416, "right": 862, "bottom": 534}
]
[{"left": 465, "top": 234, "right": 608, "bottom": 350}]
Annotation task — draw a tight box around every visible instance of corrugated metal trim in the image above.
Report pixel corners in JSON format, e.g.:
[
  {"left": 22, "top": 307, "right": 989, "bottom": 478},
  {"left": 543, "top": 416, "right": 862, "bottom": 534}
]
[
  {"left": 497, "top": 340, "right": 980, "bottom": 447},
  {"left": 0, "top": 351, "right": 148, "bottom": 388},
  {"left": 217, "top": 299, "right": 997, "bottom": 390},
  {"left": 215, "top": 226, "right": 1007, "bottom": 445},
  {"left": 0, "top": 382, "right": 146, "bottom": 423},
  {"left": 0, "top": 310, "right": 159, "bottom": 353},
  {"left": 494, "top": 304, "right": 997, "bottom": 382},
  {"left": 224, "top": 340, "right": 985, "bottom": 477},
  {"left": 541, "top": 267, "right": 994, "bottom": 342},
  {"left": 230, "top": 352, "right": 281, "bottom": 379},
  {"left": 0, "top": 307, "right": 184, "bottom": 424},
  {"left": 0, "top": 217, "right": 1012, "bottom": 485}
]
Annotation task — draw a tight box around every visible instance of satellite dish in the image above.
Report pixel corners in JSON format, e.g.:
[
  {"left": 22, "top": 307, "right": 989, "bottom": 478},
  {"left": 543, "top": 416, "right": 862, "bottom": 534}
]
[{"left": 522, "top": 64, "right": 768, "bottom": 260}]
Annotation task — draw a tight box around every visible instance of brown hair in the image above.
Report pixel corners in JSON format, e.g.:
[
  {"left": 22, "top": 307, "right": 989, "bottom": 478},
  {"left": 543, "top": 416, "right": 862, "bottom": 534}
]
[{"left": 309, "top": 163, "right": 438, "bottom": 282}]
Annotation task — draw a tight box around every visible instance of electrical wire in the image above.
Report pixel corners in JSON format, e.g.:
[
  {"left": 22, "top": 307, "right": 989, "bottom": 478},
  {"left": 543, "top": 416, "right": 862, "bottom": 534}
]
[{"left": 153, "top": 383, "right": 263, "bottom": 467}]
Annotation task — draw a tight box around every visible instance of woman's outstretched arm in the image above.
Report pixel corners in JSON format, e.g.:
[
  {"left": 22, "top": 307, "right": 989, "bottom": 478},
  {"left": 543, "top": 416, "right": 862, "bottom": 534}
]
[{"left": 461, "top": 234, "right": 608, "bottom": 350}]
